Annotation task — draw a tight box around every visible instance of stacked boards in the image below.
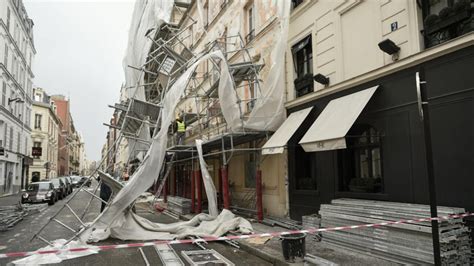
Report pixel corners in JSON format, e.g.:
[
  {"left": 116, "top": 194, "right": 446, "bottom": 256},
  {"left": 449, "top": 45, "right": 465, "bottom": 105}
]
[{"left": 320, "top": 199, "right": 472, "bottom": 265}]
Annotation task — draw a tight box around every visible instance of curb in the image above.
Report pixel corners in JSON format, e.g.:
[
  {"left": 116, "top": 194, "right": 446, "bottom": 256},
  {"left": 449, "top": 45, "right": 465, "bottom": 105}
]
[
  {"left": 236, "top": 238, "right": 290, "bottom": 266},
  {"left": 176, "top": 212, "right": 289, "bottom": 265}
]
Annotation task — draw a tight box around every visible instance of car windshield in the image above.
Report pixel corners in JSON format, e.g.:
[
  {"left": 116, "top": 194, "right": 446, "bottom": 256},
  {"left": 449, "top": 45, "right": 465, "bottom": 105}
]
[
  {"left": 51, "top": 179, "right": 60, "bottom": 187},
  {"left": 27, "top": 183, "right": 50, "bottom": 191}
]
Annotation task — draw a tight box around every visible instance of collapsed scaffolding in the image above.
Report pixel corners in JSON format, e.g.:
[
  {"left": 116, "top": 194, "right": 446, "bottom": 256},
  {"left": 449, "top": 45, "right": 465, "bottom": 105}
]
[{"left": 27, "top": 0, "right": 290, "bottom": 252}]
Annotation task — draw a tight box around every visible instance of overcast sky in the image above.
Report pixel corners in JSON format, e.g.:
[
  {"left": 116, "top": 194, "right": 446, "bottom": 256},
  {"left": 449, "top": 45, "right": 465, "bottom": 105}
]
[{"left": 23, "top": 0, "right": 135, "bottom": 161}]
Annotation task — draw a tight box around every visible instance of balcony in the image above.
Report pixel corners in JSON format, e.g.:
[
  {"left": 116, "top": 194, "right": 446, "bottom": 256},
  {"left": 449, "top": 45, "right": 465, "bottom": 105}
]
[
  {"left": 423, "top": 0, "right": 473, "bottom": 48},
  {"left": 294, "top": 74, "right": 314, "bottom": 98}
]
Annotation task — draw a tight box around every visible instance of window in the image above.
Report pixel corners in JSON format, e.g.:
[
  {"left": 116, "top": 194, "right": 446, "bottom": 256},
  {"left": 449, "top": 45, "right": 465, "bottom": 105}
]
[
  {"left": 422, "top": 0, "right": 473, "bottom": 48},
  {"left": 9, "top": 89, "right": 14, "bottom": 113},
  {"left": 291, "top": 0, "right": 304, "bottom": 11},
  {"left": 2, "top": 82, "right": 6, "bottom": 107},
  {"left": 292, "top": 35, "right": 313, "bottom": 97},
  {"left": 4, "top": 44, "right": 8, "bottom": 68},
  {"left": 295, "top": 146, "right": 317, "bottom": 190},
  {"left": 245, "top": 3, "right": 255, "bottom": 43},
  {"left": 34, "top": 114, "right": 42, "bottom": 130},
  {"left": 33, "top": 141, "right": 41, "bottom": 159},
  {"left": 245, "top": 143, "right": 257, "bottom": 188},
  {"left": 6, "top": 8, "right": 10, "bottom": 30},
  {"left": 338, "top": 124, "right": 383, "bottom": 193},
  {"left": 16, "top": 132, "right": 20, "bottom": 152},
  {"left": 4, "top": 125, "right": 7, "bottom": 147},
  {"left": 9, "top": 127, "right": 13, "bottom": 150},
  {"left": 246, "top": 81, "right": 256, "bottom": 112}
]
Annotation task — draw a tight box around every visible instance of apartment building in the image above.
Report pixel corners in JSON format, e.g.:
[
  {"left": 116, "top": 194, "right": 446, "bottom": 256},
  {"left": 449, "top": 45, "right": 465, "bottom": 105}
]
[
  {"left": 29, "top": 87, "right": 61, "bottom": 181},
  {"left": 264, "top": 0, "right": 474, "bottom": 220},
  {"left": 0, "top": 0, "right": 35, "bottom": 195}
]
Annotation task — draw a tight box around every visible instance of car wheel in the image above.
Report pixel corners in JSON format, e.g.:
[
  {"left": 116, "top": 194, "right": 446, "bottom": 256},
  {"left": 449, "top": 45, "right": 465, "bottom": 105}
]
[{"left": 48, "top": 198, "right": 54, "bottom": 205}]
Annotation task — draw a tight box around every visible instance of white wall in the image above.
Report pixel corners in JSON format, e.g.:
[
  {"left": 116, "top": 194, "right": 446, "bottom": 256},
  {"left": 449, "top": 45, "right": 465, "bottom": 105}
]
[{"left": 286, "top": 0, "right": 423, "bottom": 101}]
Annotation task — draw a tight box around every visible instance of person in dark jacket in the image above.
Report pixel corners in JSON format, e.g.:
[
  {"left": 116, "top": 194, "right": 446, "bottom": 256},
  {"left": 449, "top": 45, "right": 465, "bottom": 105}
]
[{"left": 99, "top": 176, "right": 112, "bottom": 213}]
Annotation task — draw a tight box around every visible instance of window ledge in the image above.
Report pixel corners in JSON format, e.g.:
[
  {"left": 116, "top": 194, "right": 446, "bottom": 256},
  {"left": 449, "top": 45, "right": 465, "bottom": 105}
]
[{"left": 290, "top": 0, "right": 318, "bottom": 23}]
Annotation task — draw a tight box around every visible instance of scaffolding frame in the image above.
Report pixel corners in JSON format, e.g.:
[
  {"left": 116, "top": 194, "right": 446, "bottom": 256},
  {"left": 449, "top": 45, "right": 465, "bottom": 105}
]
[{"left": 31, "top": 0, "right": 276, "bottom": 247}]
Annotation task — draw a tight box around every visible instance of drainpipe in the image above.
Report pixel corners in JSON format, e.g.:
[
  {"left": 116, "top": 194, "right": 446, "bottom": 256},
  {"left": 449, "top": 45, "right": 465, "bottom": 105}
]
[
  {"left": 256, "top": 169, "right": 263, "bottom": 222},
  {"left": 221, "top": 166, "right": 230, "bottom": 209}
]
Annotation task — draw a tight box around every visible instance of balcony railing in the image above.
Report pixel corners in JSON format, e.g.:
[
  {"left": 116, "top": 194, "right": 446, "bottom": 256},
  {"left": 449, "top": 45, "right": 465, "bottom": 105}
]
[{"left": 423, "top": 2, "right": 473, "bottom": 48}]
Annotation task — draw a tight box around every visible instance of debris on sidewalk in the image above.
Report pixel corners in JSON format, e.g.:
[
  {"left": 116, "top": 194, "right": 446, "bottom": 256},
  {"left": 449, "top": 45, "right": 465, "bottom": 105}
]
[
  {"left": 0, "top": 203, "right": 48, "bottom": 232},
  {"left": 167, "top": 196, "right": 191, "bottom": 215}
]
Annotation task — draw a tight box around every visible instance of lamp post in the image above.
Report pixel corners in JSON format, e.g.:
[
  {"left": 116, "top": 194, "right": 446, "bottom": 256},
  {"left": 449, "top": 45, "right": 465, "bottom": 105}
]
[{"left": 416, "top": 70, "right": 441, "bottom": 266}]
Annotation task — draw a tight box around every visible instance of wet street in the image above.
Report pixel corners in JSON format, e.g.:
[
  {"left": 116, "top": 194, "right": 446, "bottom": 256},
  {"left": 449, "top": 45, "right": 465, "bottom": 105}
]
[{"left": 0, "top": 183, "right": 270, "bottom": 266}]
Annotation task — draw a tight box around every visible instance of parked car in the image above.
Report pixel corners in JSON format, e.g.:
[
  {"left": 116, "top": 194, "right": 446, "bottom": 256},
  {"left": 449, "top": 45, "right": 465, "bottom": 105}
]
[
  {"left": 70, "top": 175, "right": 82, "bottom": 188},
  {"left": 60, "top": 176, "right": 72, "bottom": 195},
  {"left": 81, "top": 176, "right": 91, "bottom": 187},
  {"left": 51, "top": 178, "right": 67, "bottom": 199},
  {"left": 22, "top": 182, "right": 56, "bottom": 205}
]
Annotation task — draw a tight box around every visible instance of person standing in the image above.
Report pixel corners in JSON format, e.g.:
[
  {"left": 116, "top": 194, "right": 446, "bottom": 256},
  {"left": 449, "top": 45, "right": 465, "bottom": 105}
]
[{"left": 175, "top": 117, "right": 186, "bottom": 145}]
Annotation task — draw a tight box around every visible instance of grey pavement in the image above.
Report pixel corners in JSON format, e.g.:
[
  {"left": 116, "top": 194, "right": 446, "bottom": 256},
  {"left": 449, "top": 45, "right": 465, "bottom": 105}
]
[{"left": 0, "top": 184, "right": 270, "bottom": 266}]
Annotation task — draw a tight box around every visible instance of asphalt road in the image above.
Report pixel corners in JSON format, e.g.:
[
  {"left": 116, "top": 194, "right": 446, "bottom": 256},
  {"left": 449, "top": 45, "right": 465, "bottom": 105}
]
[{"left": 0, "top": 183, "right": 270, "bottom": 265}]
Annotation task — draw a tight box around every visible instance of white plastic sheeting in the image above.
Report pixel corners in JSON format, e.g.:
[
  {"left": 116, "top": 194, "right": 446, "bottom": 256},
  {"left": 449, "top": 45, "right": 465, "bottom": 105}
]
[
  {"left": 196, "top": 139, "right": 218, "bottom": 217},
  {"left": 244, "top": 0, "right": 291, "bottom": 132},
  {"left": 127, "top": 118, "right": 152, "bottom": 161},
  {"left": 123, "top": 0, "right": 173, "bottom": 100},
  {"left": 80, "top": 50, "right": 235, "bottom": 243}
]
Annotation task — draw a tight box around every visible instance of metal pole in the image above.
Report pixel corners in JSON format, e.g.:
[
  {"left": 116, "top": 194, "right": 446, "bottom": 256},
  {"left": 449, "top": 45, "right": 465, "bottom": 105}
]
[
  {"left": 416, "top": 70, "right": 441, "bottom": 266},
  {"left": 256, "top": 169, "right": 263, "bottom": 222},
  {"left": 196, "top": 170, "right": 202, "bottom": 213},
  {"left": 221, "top": 166, "right": 230, "bottom": 209},
  {"left": 191, "top": 168, "right": 195, "bottom": 213},
  {"left": 163, "top": 179, "right": 168, "bottom": 203}
]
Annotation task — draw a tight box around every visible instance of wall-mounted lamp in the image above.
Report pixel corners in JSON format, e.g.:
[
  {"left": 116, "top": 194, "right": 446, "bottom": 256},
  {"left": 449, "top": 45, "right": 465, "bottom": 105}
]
[
  {"left": 313, "top": 73, "right": 330, "bottom": 86},
  {"left": 378, "top": 39, "right": 400, "bottom": 60},
  {"left": 8, "top": 98, "right": 24, "bottom": 104}
]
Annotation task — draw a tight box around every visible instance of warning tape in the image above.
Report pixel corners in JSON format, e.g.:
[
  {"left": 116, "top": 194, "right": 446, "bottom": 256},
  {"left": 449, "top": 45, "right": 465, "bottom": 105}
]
[{"left": 1, "top": 212, "right": 472, "bottom": 259}]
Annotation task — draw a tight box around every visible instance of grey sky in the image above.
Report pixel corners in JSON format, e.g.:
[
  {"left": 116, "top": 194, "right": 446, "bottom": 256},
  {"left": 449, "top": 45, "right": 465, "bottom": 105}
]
[{"left": 23, "top": 0, "right": 135, "bottom": 161}]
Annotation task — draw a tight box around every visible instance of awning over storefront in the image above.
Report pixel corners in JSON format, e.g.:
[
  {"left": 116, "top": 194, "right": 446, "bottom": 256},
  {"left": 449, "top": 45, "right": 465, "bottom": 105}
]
[
  {"left": 262, "top": 107, "right": 313, "bottom": 155},
  {"left": 299, "top": 86, "right": 378, "bottom": 152}
]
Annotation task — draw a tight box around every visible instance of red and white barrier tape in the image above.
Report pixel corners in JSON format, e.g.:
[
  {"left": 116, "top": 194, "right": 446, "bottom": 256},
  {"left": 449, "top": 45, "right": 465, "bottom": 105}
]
[{"left": 1, "top": 212, "right": 472, "bottom": 259}]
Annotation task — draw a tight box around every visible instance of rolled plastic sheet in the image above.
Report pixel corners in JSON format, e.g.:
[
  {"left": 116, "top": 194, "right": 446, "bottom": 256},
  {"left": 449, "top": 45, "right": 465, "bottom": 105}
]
[{"left": 196, "top": 139, "right": 218, "bottom": 217}]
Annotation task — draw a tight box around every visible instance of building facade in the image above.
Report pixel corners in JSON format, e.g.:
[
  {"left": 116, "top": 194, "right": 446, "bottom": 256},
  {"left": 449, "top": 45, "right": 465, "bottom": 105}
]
[
  {"left": 51, "top": 94, "right": 83, "bottom": 176},
  {"left": 273, "top": 0, "right": 474, "bottom": 224},
  {"left": 0, "top": 0, "right": 35, "bottom": 195},
  {"left": 29, "top": 87, "right": 60, "bottom": 181}
]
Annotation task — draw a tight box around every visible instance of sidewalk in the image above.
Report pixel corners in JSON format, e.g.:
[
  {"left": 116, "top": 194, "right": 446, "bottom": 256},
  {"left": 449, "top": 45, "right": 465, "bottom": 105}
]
[
  {"left": 0, "top": 193, "right": 21, "bottom": 206},
  {"left": 240, "top": 222, "right": 398, "bottom": 266},
  {"left": 180, "top": 211, "right": 397, "bottom": 265}
]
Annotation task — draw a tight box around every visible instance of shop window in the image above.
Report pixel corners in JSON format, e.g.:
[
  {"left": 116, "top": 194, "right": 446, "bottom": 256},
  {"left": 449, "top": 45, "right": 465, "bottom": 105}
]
[
  {"left": 338, "top": 124, "right": 383, "bottom": 193},
  {"left": 295, "top": 146, "right": 317, "bottom": 190},
  {"left": 292, "top": 35, "right": 313, "bottom": 98},
  {"left": 422, "top": 0, "right": 473, "bottom": 48}
]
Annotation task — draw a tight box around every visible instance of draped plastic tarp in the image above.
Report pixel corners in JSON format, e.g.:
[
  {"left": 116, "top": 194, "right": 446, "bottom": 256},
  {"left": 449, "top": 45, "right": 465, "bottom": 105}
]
[
  {"left": 78, "top": 0, "right": 290, "bottom": 243},
  {"left": 196, "top": 139, "right": 218, "bottom": 217},
  {"left": 80, "top": 50, "right": 236, "bottom": 242},
  {"left": 216, "top": 0, "right": 291, "bottom": 132},
  {"left": 123, "top": 0, "right": 173, "bottom": 100}
]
